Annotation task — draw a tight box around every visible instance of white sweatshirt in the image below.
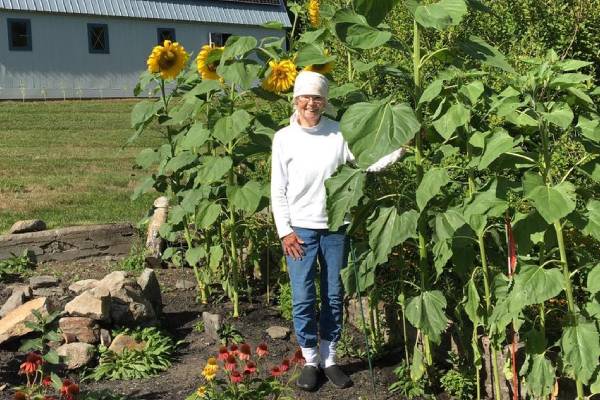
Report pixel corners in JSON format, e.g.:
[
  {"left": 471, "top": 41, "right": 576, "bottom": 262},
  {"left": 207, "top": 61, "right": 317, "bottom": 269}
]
[{"left": 270, "top": 116, "right": 405, "bottom": 238}]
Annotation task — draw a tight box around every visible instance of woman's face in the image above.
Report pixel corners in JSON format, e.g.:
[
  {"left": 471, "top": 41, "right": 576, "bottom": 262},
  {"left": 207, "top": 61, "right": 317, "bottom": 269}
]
[{"left": 295, "top": 95, "right": 326, "bottom": 127}]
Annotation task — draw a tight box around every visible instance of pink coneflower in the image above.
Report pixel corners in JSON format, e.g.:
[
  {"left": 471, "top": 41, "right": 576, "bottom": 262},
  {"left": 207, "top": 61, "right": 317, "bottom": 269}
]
[
  {"left": 225, "top": 354, "right": 237, "bottom": 371},
  {"left": 230, "top": 370, "right": 243, "bottom": 383},
  {"left": 19, "top": 352, "right": 43, "bottom": 375},
  {"left": 61, "top": 380, "right": 79, "bottom": 400},
  {"left": 42, "top": 375, "right": 52, "bottom": 387},
  {"left": 244, "top": 360, "right": 257, "bottom": 374},
  {"left": 291, "top": 348, "right": 305, "bottom": 365},
  {"left": 218, "top": 346, "right": 229, "bottom": 361},
  {"left": 280, "top": 358, "right": 290, "bottom": 372},
  {"left": 270, "top": 366, "right": 283, "bottom": 377},
  {"left": 256, "top": 343, "right": 269, "bottom": 358},
  {"left": 238, "top": 343, "right": 251, "bottom": 360}
]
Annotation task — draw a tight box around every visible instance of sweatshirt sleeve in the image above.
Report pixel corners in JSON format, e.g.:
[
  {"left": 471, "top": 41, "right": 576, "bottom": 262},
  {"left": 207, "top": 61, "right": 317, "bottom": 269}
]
[
  {"left": 270, "top": 134, "right": 294, "bottom": 239},
  {"left": 344, "top": 142, "right": 406, "bottom": 172}
]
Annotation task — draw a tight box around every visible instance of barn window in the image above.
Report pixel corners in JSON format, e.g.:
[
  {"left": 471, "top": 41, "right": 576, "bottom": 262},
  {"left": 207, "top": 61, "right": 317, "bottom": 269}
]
[
  {"left": 157, "top": 28, "right": 176, "bottom": 44},
  {"left": 209, "top": 32, "right": 231, "bottom": 47},
  {"left": 87, "top": 24, "right": 109, "bottom": 54},
  {"left": 7, "top": 19, "right": 32, "bottom": 51}
]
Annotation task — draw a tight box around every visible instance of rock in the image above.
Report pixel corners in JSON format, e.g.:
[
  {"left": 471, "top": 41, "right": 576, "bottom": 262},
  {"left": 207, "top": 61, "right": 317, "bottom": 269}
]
[
  {"left": 137, "top": 268, "right": 162, "bottom": 312},
  {"left": 100, "top": 329, "right": 112, "bottom": 347},
  {"left": 56, "top": 342, "right": 96, "bottom": 369},
  {"left": 110, "top": 286, "right": 157, "bottom": 326},
  {"left": 266, "top": 326, "right": 291, "bottom": 340},
  {"left": 202, "top": 311, "right": 222, "bottom": 341},
  {"left": 9, "top": 219, "right": 46, "bottom": 234},
  {"left": 7, "top": 284, "right": 32, "bottom": 299},
  {"left": 29, "top": 275, "right": 59, "bottom": 289},
  {"left": 33, "top": 286, "right": 65, "bottom": 297},
  {"left": 0, "top": 297, "right": 49, "bottom": 344},
  {"left": 59, "top": 317, "right": 100, "bottom": 344},
  {"left": 176, "top": 279, "right": 196, "bottom": 290},
  {"left": 146, "top": 197, "right": 168, "bottom": 258},
  {"left": 68, "top": 279, "right": 98, "bottom": 294},
  {"left": 0, "top": 290, "right": 27, "bottom": 318},
  {"left": 109, "top": 333, "right": 146, "bottom": 354},
  {"left": 96, "top": 271, "right": 131, "bottom": 293},
  {"left": 64, "top": 286, "right": 110, "bottom": 322}
]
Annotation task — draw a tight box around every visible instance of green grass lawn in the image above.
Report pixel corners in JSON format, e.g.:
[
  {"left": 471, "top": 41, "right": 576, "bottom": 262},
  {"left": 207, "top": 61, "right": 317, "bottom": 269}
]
[{"left": 0, "top": 100, "right": 164, "bottom": 234}]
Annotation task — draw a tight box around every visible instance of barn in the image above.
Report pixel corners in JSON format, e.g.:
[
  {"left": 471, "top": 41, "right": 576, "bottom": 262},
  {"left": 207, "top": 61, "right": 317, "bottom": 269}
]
[{"left": 0, "top": 0, "right": 290, "bottom": 99}]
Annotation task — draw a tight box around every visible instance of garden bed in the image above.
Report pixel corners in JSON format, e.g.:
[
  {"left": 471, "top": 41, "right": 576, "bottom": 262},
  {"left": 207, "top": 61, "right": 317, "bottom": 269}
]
[{"left": 0, "top": 259, "right": 401, "bottom": 400}]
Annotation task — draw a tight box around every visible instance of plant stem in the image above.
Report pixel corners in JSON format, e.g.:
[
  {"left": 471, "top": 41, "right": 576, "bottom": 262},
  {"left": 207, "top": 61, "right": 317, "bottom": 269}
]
[{"left": 227, "top": 171, "right": 240, "bottom": 318}]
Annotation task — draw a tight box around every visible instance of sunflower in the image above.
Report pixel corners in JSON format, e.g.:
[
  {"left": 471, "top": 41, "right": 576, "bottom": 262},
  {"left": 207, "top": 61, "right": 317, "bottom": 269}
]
[
  {"left": 196, "top": 44, "right": 224, "bottom": 80},
  {"left": 304, "top": 49, "right": 334, "bottom": 75},
  {"left": 262, "top": 59, "right": 298, "bottom": 93},
  {"left": 147, "top": 40, "right": 189, "bottom": 80},
  {"left": 308, "top": 0, "right": 320, "bottom": 27},
  {"left": 196, "top": 386, "right": 207, "bottom": 398}
]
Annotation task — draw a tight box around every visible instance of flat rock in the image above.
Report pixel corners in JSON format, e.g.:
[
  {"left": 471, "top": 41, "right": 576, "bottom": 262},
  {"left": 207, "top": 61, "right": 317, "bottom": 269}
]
[
  {"left": 7, "top": 284, "right": 32, "bottom": 298},
  {"left": 100, "top": 329, "right": 112, "bottom": 347},
  {"left": 175, "top": 279, "right": 196, "bottom": 290},
  {"left": 59, "top": 317, "right": 100, "bottom": 344},
  {"left": 202, "top": 311, "right": 222, "bottom": 341},
  {"left": 110, "top": 286, "right": 157, "bottom": 326},
  {"left": 33, "top": 286, "right": 65, "bottom": 297},
  {"left": 9, "top": 219, "right": 46, "bottom": 234},
  {"left": 97, "top": 271, "right": 132, "bottom": 293},
  {"left": 56, "top": 342, "right": 96, "bottom": 369},
  {"left": 0, "top": 297, "right": 49, "bottom": 344},
  {"left": 109, "top": 333, "right": 145, "bottom": 354},
  {"left": 137, "top": 268, "right": 162, "bottom": 312},
  {"left": 29, "top": 275, "right": 59, "bottom": 289},
  {"left": 0, "top": 290, "right": 27, "bottom": 318},
  {"left": 266, "top": 326, "right": 290, "bottom": 340},
  {"left": 68, "top": 279, "right": 99, "bottom": 294},
  {"left": 64, "top": 286, "right": 110, "bottom": 322}
]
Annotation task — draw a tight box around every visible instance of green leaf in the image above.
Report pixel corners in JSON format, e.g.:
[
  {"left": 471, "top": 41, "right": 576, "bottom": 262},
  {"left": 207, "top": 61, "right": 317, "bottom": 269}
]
[
  {"left": 568, "top": 87, "right": 594, "bottom": 105},
  {"left": 44, "top": 349, "right": 60, "bottom": 365},
  {"left": 217, "top": 60, "right": 262, "bottom": 90},
  {"left": 459, "top": 80, "right": 484, "bottom": 105},
  {"left": 227, "top": 181, "right": 263, "bottom": 213},
  {"left": 131, "top": 176, "right": 155, "bottom": 200},
  {"left": 341, "top": 244, "right": 376, "bottom": 295},
  {"left": 419, "top": 79, "right": 444, "bottom": 105},
  {"left": 295, "top": 43, "right": 335, "bottom": 67},
  {"left": 458, "top": 36, "right": 515, "bottom": 73},
  {"left": 131, "top": 100, "right": 161, "bottom": 130},
  {"left": 194, "top": 156, "right": 233, "bottom": 185},
  {"left": 213, "top": 110, "right": 253, "bottom": 145},
  {"left": 578, "top": 116, "right": 600, "bottom": 142},
  {"left": 556, "top": 59, "right": 592, "bottom": 71},
  {"left": 432, "top": 103, "right": 470, "bottom": 139},
  {"left": 136, "top": 148, "right": 159, "bottom": 169},
  {"left": 261, "top": 21, "right": 284, "bottom": 30},
  {"left": 512, "top": 265, "right": 564, "bottom": 305},
  {"left": 478, "top": 128, "right": 517, "bottom": 169},
  {"left": 329, "top": 83, "right": 361, "bottom": 100},
  {"left": 579, "top": 158, "right": 600, "bottom": 182},
  {"left": 561, "top": 320, "right": 600, "bottom": 384},
  {"left": 195, "top": 201, "right": 222, "bottom": 229},
  {"left": 550, "top": 73, "right": 592, "bottom": 87},
  {"left": 367, "top": 208, "right": 418, "bottom": 265},
  {"left": 221, "top": 36, "right": 257, "bottom": 61},
  {"left": 408, "top": 0, "right": 468, "bottom": 31},
  {"left": 180, "top": 123, "right": 211, "bottom": 151},
  {"left": 341, "top": 99, "right": 419, "bottom": 168},
  {"left": 527, "top": 182, "right": 576, "bottom": 224},
  {"left": 164, "top": 151, "right": 197, "bottom": 173},
  {"left": 333, "top": 9, "right": 392, "bottom": 50},
  {"left": 134, "top": 71, "right": 154, "bottom": 97},
  {"left": 186, "top": 246, "right": 206, "bottom": 266},
  {"left": 587, "top": 263, "right": 600, "bottom": 295},
  {"left": 209, "top": 245, "right": 224, "bottom": 271},
  {"left": 353, "top": 0, "right": 400, "bottom": 26},
  {"left": 464, "top": 276, "right": 482, "bottom": 325},
  {"left": 524, "top": 354, "right": 555, "bottom": 399},
  {"left": 416, "top": 167, "right": 450, "bottom": 210},
  {"left": 410, "top": 342, "right": 426, "bottom": 381},
  {"left": 325, "top": 165, "right": 366, "bottom": 231},
  {"left": 299, "top": 27, "right": 328, "bottom": 44},
  {"left": 543, "top": 102, "right": 573, "bottom": 129},
  {"left": 405, "top": 290, "right": 449, "bottom": 344}
]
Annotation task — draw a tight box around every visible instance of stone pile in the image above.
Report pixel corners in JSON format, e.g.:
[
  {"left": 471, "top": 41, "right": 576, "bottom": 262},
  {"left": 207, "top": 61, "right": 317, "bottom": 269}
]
[{"left": 0, "top": 268, "right": 162, "bottom": 369}]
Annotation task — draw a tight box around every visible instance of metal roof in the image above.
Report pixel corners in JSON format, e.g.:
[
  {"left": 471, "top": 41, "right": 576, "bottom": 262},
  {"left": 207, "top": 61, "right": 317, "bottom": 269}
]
[{"left": 0, "top": 0, "right": 291, "bottom": 27}]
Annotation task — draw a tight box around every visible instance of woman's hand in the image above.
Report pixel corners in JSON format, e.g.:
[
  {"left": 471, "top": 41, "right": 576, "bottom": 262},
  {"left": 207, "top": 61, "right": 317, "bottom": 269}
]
[{"left": 282, "top": 232, "right": 305, "bottom": 261}]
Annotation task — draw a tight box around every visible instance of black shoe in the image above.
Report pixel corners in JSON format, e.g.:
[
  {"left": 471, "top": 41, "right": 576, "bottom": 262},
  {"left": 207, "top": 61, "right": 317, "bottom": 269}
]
[
  {"left": 296, "top": 365, "right": 320, "bottom": 391},
  {"left": 323, "top": 364, "right": 353, "bottom": 388}
]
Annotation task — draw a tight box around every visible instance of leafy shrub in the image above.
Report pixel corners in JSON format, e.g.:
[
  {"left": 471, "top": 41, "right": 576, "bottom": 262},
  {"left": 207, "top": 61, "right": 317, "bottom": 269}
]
[
  {"left": 0, "top": 250, "right": 34, "bottom": 282},
  {"left": 193, "top": 320, "right": 205, "bottom": 333},
  {"left": 388, "top": 360, "right": 432, "bottom": 399},
  {"left": 117, "top": 244, "right": 147, "bottom": 272},
  {"left": 277, "top": 281, "right": 293, "bottom": 321},
  {"left": 217, "top": 323, "right": 244, "bottom": 345},
  {"left": 86, "top": 327, "right": 178, "bottom": 381},
  {"left": 440, "top": 352, "right": 476, "bottom": 400}
]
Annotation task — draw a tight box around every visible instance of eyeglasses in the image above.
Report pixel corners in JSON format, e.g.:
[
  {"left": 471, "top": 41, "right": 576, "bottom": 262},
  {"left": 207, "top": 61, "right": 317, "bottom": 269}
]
[{"left": 297, "top": 95, "right": 326, "bottom": 105}]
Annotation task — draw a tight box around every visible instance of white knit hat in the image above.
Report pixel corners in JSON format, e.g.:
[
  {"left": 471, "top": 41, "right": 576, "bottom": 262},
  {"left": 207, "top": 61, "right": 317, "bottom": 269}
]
[{"left": 293, "top": 70, "right": 329, "bottom": 99}]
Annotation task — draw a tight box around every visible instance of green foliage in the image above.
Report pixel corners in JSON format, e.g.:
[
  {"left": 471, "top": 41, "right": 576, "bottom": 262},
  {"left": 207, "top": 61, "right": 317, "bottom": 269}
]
[
  {"left": 388, "top": 360, "right": 432, "bottom": 399},
  {"left": 277, "top": 280, "right": 293, "bottom": 321},
  {"left": 193, "top": 320, "right": 205, "bottom": 333},
  {"left": 217, "top": 323, "right": 244, "bottom": 345},
  {"left": 0, "top": 250, "right": 34, "bottom": 282},
  {"left": 19, "top": 309, "right": 62, "bottom": 365},
  {"left": 86, "top": 327, "right": 177, "bottom": 381},
  {"left": 440, "top": 352, "right": 476, "bottom": 400},
  {"left": 117, "top": 243, "right": 147, "bottom": 272}
]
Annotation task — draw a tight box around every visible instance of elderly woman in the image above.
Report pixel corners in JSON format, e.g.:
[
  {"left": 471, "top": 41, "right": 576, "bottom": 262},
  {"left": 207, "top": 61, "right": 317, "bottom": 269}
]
[{"left": 271, "top": 71, "right": 404, "bottom": 391}]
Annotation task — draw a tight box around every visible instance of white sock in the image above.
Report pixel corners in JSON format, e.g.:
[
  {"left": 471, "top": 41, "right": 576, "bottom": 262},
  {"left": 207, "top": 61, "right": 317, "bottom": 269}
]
[
  {"left": 301, "top": 346, "right": 319, "bottom": 367},
  {"left": 319, "top": 339, "right": 337, "bottom": 368}
]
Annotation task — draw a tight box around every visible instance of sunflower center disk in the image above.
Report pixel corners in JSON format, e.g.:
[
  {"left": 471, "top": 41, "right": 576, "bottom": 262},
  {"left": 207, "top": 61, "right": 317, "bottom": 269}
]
[{"left": 159, "top": 51, "right": 177, "bottom": 70}]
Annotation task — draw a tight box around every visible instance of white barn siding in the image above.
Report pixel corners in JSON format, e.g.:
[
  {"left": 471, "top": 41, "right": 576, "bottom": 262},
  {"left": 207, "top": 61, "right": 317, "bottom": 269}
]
[{"left": 0, "top": 10, "right": 285, "bottom": 99}]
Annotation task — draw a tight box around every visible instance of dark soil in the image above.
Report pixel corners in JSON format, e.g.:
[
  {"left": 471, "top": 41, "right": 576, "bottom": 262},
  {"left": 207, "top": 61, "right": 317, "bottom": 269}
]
[{"left": 0, "top": 260, "right": 402, "bottom": 400}]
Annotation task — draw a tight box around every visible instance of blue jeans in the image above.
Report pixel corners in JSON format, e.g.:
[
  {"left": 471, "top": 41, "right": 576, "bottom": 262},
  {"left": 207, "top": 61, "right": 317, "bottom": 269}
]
[{"left": 286, "top": 226, "right": 348, "bottom": 348}]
